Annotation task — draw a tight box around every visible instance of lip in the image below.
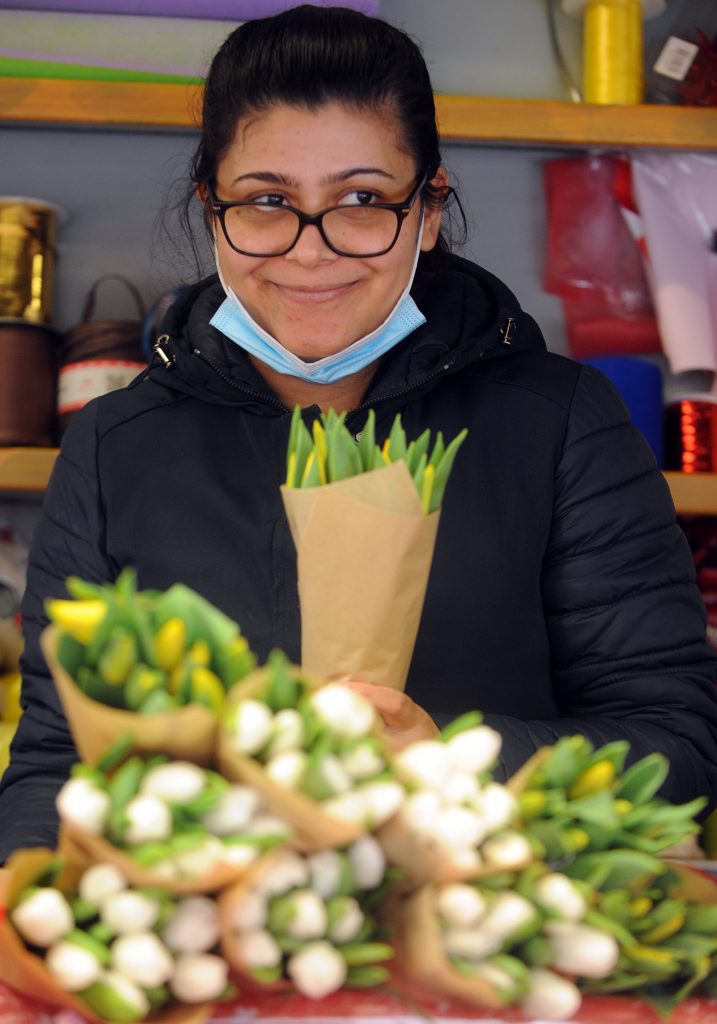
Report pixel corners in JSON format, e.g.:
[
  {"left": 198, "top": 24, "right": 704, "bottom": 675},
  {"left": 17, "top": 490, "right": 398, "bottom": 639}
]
[{"left": 269, "top": 281, "right": 359, "bottom": 304}]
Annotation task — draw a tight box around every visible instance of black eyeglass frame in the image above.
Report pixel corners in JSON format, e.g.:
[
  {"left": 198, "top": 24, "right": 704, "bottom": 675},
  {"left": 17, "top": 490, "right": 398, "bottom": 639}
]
[{"left": 206, "top": 173, "right": 428, "bottom": 258}]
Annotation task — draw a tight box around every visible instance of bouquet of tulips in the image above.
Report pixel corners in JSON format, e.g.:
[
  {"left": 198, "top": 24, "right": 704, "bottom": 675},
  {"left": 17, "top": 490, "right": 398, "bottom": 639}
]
[
  {"left": 43, "top": 570, "right": 256, "bottom": 765},
  {"left": 219, "top": 837, "right": 398, "bottom": 998},
  {"left": 0, "top": 848, "right": 230, "bottom": 1024},
  {"left": 56, "top": 740, "right": 291, "bottom": 892},
  {"left": 218, "top": 651, "right": 404, "bottom": 850},
  {"left": 281, "top": 408, "right": 467, "bottom": 690}
]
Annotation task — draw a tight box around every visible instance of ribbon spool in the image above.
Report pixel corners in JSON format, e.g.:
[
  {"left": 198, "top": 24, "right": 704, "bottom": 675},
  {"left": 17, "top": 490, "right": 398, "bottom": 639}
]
[
  {"left": 664, "top": 396, "right": 717, "bottom": 474},
  {"left": 561, "top": 0, "right": 665, "bottom": 104}
]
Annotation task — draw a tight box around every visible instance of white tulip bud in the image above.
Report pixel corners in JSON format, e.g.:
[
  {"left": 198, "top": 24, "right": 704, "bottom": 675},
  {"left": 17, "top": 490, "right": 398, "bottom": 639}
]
[
  {"left": 481, "top": 830, "right": 532, "bottom": 869},
  {"left": 173, "top": 836, "right": 226, "bottom": 879},
  {"left": 545, "top": 922, "right": 619, "bottom": 979},
  {"left": 436, "top": 884, "right": 486, "bottom": 929},
  {"left": 265, "top": 750, "right": 308, "bottom": 789},
  {"left": 400, "top": 790, "right": 442, "bottom": 835},
  {"left": 328, "top": 898, "right": 364, "bottom": 944},
  {"left": 442, "top": 772, "right": 481, "bottom": 805},
  {"left": 266, "top": 708, "right": 304, "bottom": 757},
  {"left": 56, "top": 777, "right": 110, "bottom": 835},
  {"left": 446, "top": 725, "right": 502, "bottom": 774},
  {"left": 473, "top": 960, "right": 520, "bottom": 997},
  {"left": 111, "top": 932, "right": 174, "bottom": 988},
  {"left": 359, "top": 780, "right": 404, "bottom": 827},
  {"left": 201, "top": 785, "right": 261, "bottom": 835},
  {"left": 322, "top": 790, "right": 367, "bottom": 825},
  {"left": 78, "top": 864, "right": 127, "bottom": 907},
  {"left": 448, "top": 846, "right": 483, "bottom": 873},
  {"left": 394, "top": 741, "right": 452, "bottom": 790},
  {"left": 341, "top": 742, "right": 385, "bottom": 781},
  {"left": 147, "top": 859, "right": 180, "bottom": 881},
  {"left": 474, "top": 783, "right": 517, "bottom": 834},
  {"left": 140, "top": 762, "right": 206, "bottom": 804},
  {"left": 163, "top": 897, "right": 220, "bottom": 954},
  {"left": 11, "top": 889, "right": 74, "bottom": 947},
  {"left": 347, "top": 835, "right": 386, "bottom": 890},
  {"left": 521, "top": 968, "right": 582, "bottom": 1020},
  {"left": 287, "top": 940, "right": 347, "bottom": 999},
  {"left": 229, "top": 699, "right": 274, "bottom": 755},
  {"left": 170, "top": 953, "right": 229, "bottom": 1003},
  {"left": 481, "top": 892, "right": 537, "bottom": 940},
  {"left": 228, "top": 890, "right": 267, "bottom": 932},
  {"left": 220, "top": 843, "right": 260, "bottom": 870},
  {"left": 233, "top": 929, "right": 282, "bottom": 969},
  {"left": 257, "top": 850, "right": 310, "bottom": 896},
  {"left": 443, "top": 928, "right": 503, "bottom": 961},
  {"left": 308, "top": 849, "right": 346, "bottom": 900},
  {"left": 284, "top": 889, "right": 327, "bottom": 939},
  {"left": 123, "top": 793, "right": 173, "bottom": 845},
  {"left": 309, "top": 685, "right": 375, "bottom": 739},
  {"left": 434, "top": 805, "right": 487, "bottom": 849},
  {"left": 101, "top": 891, "right": 160, "bottom": 934},
  {"left": 534, "top": 874, "right": 587, "bottom": 923},
  {"left": 46, "top": 941, "right": 103, "bottom": 991}
]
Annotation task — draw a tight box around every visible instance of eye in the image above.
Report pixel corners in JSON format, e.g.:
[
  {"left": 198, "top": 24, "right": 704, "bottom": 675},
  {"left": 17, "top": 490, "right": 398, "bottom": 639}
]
[
  {"left": 252, "top": 193, "right": 289, "bottom": 207},
  {"left": 339, "top": 190, "right": 378, "bottom": 207}
]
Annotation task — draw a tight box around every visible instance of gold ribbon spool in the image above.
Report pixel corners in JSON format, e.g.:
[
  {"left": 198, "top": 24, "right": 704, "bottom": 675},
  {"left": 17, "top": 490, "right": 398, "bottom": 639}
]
[
  {"left": 583, "top": 0, "right": 643, "bottom": 104},
  {"left": 0, "top": 197, "right": 63, "bottom": 325}
]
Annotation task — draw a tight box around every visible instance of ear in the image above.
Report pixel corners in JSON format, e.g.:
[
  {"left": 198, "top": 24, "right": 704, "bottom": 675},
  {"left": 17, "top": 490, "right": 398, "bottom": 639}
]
[{"left": 420, "top": 166, "right": 450, "bottom": 252}]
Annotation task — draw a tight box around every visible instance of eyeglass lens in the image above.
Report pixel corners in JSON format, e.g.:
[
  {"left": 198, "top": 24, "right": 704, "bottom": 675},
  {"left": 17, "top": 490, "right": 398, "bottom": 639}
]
[{"left": 222, "top": 204, "right": 401, "bottom": 256}]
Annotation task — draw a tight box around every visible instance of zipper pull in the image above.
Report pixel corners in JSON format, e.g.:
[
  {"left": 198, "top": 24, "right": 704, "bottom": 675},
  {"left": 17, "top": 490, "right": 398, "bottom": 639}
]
[
  {"left": 500, "top": 317, "right": 516, "bottom": 346},
  {"left": 153, "top": 333, "right": 175, "bottom": 369}
]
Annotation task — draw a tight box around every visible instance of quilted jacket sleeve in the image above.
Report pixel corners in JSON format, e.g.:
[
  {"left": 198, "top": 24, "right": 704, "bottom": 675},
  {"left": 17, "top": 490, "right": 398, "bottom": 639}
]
[
  {"left": 484, "top": 364, "right": 717, "bottom": 807},
  {"left": 0, "top": 402, "right": 116, "bottom": 862}
]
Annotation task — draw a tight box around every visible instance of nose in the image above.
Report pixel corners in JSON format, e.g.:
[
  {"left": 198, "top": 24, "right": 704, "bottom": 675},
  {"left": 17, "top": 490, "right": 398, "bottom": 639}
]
[{"left": 285, "top": 221, "right": 337, "bottom": 266}]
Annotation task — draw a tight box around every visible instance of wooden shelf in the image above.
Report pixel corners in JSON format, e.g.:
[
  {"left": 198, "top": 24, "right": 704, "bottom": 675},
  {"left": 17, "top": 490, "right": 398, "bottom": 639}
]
[
  {"left": 1, "top": 449, "right": 717, "bottom": 514},
  {"left": 0, "top": 78, "right": 715, "bottom": 149},
  {"left": 663, "top": 472, "right": 717, "bottom": 517},
  {"left": 0, "top": 447, "right": 58, "bottom": 493}
]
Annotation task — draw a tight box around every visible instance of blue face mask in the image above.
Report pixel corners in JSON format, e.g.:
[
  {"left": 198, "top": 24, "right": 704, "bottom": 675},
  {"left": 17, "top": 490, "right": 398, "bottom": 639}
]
[{"left": 209, "top": 218, "right": 427, "bottom": 385}]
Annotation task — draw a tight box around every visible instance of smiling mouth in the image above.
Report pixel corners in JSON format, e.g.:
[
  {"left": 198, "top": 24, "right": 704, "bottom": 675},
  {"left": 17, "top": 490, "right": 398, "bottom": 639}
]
[{"left": 270, "top": 281, "right": 358, "bottom": 303}]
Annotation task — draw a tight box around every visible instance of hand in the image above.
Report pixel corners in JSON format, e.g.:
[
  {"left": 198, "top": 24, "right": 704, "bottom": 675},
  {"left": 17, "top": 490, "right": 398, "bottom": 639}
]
[{"left": 341, "top": 680, "right": 439, "bottom": 752}]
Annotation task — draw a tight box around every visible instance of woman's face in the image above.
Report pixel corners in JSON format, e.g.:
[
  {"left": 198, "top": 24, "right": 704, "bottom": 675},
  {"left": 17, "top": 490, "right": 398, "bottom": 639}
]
[{"left": 212, "top": 102, "right": 443, "bottom": 360}]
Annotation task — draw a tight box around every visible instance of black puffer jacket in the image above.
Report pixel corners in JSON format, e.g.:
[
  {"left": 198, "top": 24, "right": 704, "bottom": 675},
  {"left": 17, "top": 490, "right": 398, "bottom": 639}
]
[{"left": 2, "top": 251, "right": 716, "bottom": 860}]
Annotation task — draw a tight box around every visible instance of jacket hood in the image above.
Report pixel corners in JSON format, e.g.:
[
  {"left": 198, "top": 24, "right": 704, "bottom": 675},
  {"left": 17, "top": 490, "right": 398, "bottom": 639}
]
[{"left": 147, "top": 250, "right": 547, "bottom": 413}]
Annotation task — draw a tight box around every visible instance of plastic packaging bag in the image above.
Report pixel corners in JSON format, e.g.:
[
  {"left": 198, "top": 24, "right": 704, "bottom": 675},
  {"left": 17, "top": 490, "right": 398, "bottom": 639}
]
[{"left": 542, "top": 154, "right": 660, "bottom": 359}]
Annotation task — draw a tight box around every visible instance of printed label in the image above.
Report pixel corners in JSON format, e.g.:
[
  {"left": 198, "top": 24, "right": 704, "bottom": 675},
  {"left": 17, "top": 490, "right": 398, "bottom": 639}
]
[
  {"left": 653, "top": 36, "right": 699, "bottom": 81},
  {"left": 58, "top": 359, "right": 146, "bottom": 414}
]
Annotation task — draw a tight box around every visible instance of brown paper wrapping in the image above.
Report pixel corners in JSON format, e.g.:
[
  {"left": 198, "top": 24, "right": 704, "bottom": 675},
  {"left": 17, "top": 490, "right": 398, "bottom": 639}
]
[
  {"left": 376, "top": 748, "right": 552, "bottom": 888},
  {"left": 217, "top": 850, "right": 293, "bottom": 994},
  {"left": 218, "top": 666, "right": 371, "bottom": 852},
  {"left": 0, "top": 848, "right": 212, "bottom": 1024},
  {"left": 57, "top": 822, "right": 251, "bottom": 897},
  {"left": 41, "top": 626, "right": 219, "bottom": 766},
  {"left": 386, "top": 884, "right": 506, "bottom": 1010},
  {"left": 280, "top": 460, "right": 440, "bottom": 692}
]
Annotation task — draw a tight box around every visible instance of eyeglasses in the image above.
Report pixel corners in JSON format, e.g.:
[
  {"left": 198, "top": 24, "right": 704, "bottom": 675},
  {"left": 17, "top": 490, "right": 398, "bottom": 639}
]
[{"left": 207, "top": 175, "right": 426, "bottom": 258}]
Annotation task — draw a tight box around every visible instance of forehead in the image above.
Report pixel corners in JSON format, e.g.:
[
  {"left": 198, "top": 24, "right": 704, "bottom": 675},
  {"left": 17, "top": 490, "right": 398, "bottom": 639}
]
[{"left": 221, "top": 101, "right": 413, "bottom": 177}]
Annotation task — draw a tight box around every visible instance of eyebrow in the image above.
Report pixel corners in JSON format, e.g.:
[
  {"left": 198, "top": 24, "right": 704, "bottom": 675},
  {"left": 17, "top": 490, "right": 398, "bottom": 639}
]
[{"left": 230, "top": 167, "right": 397, "bottom": 187}]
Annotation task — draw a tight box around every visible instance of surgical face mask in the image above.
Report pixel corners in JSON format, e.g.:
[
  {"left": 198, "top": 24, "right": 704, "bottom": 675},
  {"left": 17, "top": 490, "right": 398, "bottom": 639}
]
[{"left": 209, "top": 215, "right": 427, "bottom": 385}]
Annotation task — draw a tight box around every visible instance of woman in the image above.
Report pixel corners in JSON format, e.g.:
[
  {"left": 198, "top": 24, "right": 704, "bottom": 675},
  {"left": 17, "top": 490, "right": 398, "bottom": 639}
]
[{"left": 1, "top": 4, "right": 716, "bottom": 860}]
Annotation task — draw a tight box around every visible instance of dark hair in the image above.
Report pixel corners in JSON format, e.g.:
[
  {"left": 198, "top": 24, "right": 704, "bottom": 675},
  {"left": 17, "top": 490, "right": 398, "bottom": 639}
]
[{"left": 182, "top": 4, "right": 464, "bottom": 254}]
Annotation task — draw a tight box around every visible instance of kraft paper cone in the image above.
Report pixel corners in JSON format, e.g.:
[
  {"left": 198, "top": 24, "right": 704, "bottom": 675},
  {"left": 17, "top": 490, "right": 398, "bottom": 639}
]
[
  {"left": 58, "top": 821, "right": 253, "bottom": 896},
  {"left": 0, "top": 848, "right": 212, "bottom": 1024},
  {"left": 376, "top": 749, "right": 548, "bottom": 888},
  {"left": 217, "top": 849, "right": 293, "bottom": 994},
  {"left": 218, "top": 666, "right": 371, "bottom": 852},
  {"left": 41, "top": 626, "right": 218, "bottom": 766},
  {"left": 386, "top": 885, "right": 506, "bottom": 1010},
  {"left": 281, "top": 460, "right": 440, "bottom": 692}
]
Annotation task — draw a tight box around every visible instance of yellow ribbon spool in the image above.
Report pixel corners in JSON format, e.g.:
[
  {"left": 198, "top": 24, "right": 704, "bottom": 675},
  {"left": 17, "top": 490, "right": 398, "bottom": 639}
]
[{"left": 583, "top": 0, "right": 643, "bottom": 104}]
